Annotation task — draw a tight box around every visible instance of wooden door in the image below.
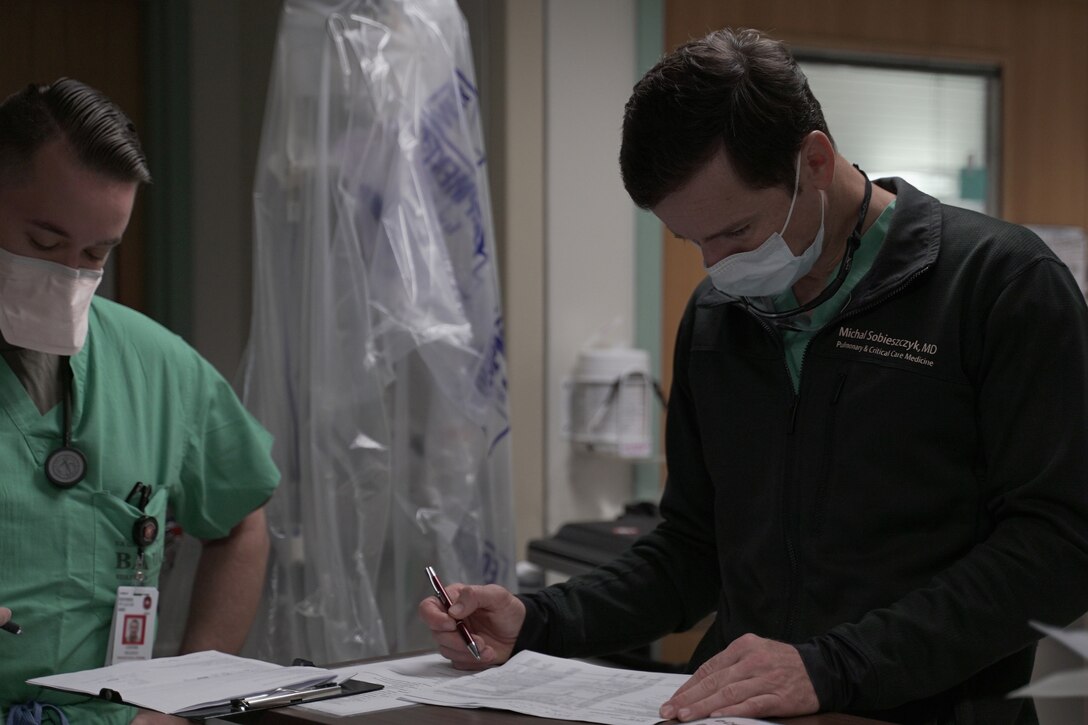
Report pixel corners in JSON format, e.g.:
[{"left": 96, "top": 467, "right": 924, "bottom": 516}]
[{"left": 0, "top": 0, "right": 147, "bottom": 310}]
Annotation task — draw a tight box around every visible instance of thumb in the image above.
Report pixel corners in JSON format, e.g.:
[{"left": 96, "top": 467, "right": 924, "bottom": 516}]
[
  {"left": 445, "top": 584, "right": 480, "bottom": 618},
  {"left": 448, "top": 584, "right": 508, "bottom": 618}
]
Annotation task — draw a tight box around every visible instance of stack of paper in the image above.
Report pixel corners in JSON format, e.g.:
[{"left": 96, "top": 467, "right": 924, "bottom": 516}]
[
  {"left": 300, "top": 653, "right": 474, "bottom": 716},
  {"left": 27, "top": 648, "right": 777, "bottom": 724},
  {"left": 1009, "top": 622, "right": 1088, "bottom": 698},
  {"left": 305, "top": 652, "right": 776, "bottom": 724},
  {"left": 397, "top": 650, "right": 782, "bottom": 725}
]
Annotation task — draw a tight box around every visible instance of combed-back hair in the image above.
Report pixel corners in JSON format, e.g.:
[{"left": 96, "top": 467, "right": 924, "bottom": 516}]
[
  {"left": 0, "top": 78, "right": 151, "bottom": 184},
  {"left": 620, "top": 28, "right": 830, "bottom": 209}
]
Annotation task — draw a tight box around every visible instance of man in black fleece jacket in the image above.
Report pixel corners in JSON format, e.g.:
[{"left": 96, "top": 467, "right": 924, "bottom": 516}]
[{"left": 420, "top": 27, "right": 1088, "bottom": 725}]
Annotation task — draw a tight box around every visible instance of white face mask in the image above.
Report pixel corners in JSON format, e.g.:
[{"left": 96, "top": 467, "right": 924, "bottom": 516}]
[
  {"left": 0, "top": 247, "right": 103, "bottom": 355},
  {"left": 706, "top": 157, "right": 826, "bottom": 298}
]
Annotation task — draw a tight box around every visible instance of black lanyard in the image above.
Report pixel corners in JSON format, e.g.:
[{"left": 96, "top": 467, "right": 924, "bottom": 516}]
[{"left": 45, "top": 361, "right": 87, "bottom": 489}]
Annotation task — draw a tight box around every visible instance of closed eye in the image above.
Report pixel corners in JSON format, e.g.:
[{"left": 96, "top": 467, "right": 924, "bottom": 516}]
[{"left": 28, "top": 234, "right": 58, "bottom": 251}]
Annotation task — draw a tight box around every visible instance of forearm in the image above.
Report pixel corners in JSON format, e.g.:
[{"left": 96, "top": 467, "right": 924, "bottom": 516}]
[
  {"left": 179, "top": 507, "right": 270, "bottom": 654},
  {"left": 516, "top": 506, "right": 721, "bottom": 660},
  {"left": 518, "top": 346, "right": 720, "bottom": 659}
]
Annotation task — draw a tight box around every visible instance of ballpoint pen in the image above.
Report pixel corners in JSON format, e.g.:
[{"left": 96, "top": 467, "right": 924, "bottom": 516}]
[
  {"left": 425, "top": 566, "right": 481, "bottom": 660},
  {"left": 1, "top": 621, "right": 22, "bottom": 635}
]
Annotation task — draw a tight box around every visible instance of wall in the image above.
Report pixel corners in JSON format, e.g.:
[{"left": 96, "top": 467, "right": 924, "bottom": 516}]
[
  {"left": 543, "top": 0, "right": 640, "bottom": 533},
  {"left": 462, "top": 0, "right": 648, "bottom": 558},
  {"left": 190, "top": 0, "right": 282, "bottom": 378},
  {"left": 495, "top": 1, "right": 548, "bottom": 559},
  {"left": 0, "top": 0, "right": 146, "bottom": 308},
  {"left": 154, "top": 0, "right": 282, "bottom": 657}
]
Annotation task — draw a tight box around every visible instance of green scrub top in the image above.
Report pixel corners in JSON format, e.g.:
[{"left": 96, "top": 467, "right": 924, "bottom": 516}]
[
  {"left": 0, "top": 297, "right": 280, "bottom": 723},
  {"left": 774, "top": 200, "right": 897, "bottom": 391}
]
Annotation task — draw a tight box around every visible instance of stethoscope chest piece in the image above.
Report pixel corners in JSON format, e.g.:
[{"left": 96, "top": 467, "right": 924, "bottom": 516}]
[
  {"left": 46, "top": 445, "right": 87, "bottom": 489},
  {"left": 47, "top": 361, "right": 88, "bottom": 490}
]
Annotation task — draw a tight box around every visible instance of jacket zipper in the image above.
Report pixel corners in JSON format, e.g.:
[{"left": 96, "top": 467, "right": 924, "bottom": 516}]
[
  {"left": 739, "top": 261, "right": 933, "bottom": 642},
  {"left": 747, "top": 312, "right": 802, "bottom": 639},
  {"left": 812, "top": 372, "right": 848, "bottom": 538}
]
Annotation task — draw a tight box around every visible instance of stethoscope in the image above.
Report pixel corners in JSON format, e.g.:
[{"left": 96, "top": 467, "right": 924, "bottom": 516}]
[
  {"left": 44, "top": 362, "right": 87, "bottom": 489},
  {"left": 43, "top": 365, "right": 158, "bottom": 559}
]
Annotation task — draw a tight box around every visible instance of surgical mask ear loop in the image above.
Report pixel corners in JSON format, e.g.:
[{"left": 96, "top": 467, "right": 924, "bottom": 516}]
[{"left": 779, "top": 152, "right": 805, "bottom": 237}]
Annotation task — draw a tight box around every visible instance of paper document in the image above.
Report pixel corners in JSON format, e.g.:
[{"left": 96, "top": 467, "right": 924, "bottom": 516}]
[
  {"left": 403, "top": 650, "right": 689, "bottom": 725},
  {"left": 1007, "top": 621, "right": 1088, "bottom": 698},
  {"left": 1009, "top": 668, "right": 1088, "bottom": 698},
  {"left": 28, "top": 650, "right": 338, "bottom": 715},
  {"left": 1031, "top": 621, "right": 1088, "bottom": 659},
  {"left": 299, "top": 653, "right": 473, "bottom": 715}
]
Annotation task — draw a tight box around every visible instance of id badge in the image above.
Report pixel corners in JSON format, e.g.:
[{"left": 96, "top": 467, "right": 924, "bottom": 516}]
[{"left": 105, "top": 586, "right": 159, "bottom": 665}]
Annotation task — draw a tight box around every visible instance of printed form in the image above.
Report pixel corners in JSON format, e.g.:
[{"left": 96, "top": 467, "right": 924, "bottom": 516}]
[
  {"left": 400, "top": 650, "right": 774, "bottom": 725},
  {"left": 303, "top": 651, "right": 776, "bottom": 723},
  {"left": 299, "top": 653, "right": 472, "bottom": 715},
  {"left": 402, "top": 650, "right": 680, "bottom": 724}
]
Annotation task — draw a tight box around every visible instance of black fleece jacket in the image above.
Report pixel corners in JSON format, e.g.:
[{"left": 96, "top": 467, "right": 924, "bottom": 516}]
[{"left": 515, "top": 179, "right": 1088, "bottom": 724}]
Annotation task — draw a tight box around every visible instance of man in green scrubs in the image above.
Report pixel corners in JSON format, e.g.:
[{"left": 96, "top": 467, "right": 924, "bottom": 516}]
[{"left": 0, "top": 79, "right": 281, "bottom": 724}]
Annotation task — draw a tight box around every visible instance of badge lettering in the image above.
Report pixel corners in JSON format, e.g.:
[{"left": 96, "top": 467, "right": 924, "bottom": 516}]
[{"left": 836, "top": 326, "right": 938, "bottom": 367}]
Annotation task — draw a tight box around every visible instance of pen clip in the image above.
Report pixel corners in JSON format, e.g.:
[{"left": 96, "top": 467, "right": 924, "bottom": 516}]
[
  {"left": 125, "top": 482, "right": 152, "bottom": 511},
  {"left": 234, "top": 682, "right": 342, "bottom": 710},
  {"left": 425, "top": 566, "right": 451, "bottom": 608}
]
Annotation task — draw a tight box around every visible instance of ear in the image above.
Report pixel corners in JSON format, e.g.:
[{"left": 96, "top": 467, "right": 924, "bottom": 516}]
[{"left": 799, "top": 131, "right": 836, "bottom": 191}]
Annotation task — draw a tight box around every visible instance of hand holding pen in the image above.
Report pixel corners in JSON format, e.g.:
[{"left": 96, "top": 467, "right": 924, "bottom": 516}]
[
  {"left": 426, "top": 567, "right": 481, "bottom": 659},
  {"left": 419, "top": 567, "right": 526, "bottom": 669}
]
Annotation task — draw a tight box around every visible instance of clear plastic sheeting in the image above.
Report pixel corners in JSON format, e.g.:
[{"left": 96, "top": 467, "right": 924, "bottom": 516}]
[{"left": 239, "top": 0, "right": 515, "bottom": 665}]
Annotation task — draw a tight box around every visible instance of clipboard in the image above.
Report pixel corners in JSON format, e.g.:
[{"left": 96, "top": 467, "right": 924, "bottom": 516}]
[
  {"left": 87, "top": 657, "right": 383, "bottom": 720},
  {"left": 166, "top": 677, "right": 384, "bottom": 720}
]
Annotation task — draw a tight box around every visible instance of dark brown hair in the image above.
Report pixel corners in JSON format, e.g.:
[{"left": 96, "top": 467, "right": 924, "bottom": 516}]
[
  {"left": 620, "top": 28, "right": 830, "bottom": 209},
  {"left": 0, "top": 78, "right": 151, "bottom": 184}
]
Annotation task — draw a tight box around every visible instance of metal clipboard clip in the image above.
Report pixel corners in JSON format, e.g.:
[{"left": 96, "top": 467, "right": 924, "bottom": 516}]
[
  {"left": 181, "top": 677, "right": 383, "bottom": 720},
  {"left": 231, "top": 681, "right": 344, "bottom": 710}
]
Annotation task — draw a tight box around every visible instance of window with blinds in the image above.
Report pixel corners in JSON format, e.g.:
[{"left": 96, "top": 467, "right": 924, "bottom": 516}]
[{"left": 798, "top": 55, "right": 1000, "bottom": 216}]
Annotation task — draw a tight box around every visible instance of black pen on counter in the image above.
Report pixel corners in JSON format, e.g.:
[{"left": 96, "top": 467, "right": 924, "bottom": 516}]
[
  {"left": 1, "top": 621, "right": 22, "bottom": 635},
  {"left": 425, "top": 566, "right": 481, "bottom": 660}
]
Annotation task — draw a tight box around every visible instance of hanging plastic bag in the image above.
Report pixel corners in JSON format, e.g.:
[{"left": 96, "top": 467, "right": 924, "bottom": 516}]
[{"left": 239, "top": 0, "right": 515, "bottom": 664}]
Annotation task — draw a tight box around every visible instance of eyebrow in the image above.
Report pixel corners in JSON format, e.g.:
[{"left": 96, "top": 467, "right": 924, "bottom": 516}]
[
  {"left": 31, "top": 219, "right": 122, "bottom": 247},
  {"left": 30, "top": 219, "right": 71, "bottom": 238},
  {"left": 670, "top": 214, "right": 756, "bottom": 245}
]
